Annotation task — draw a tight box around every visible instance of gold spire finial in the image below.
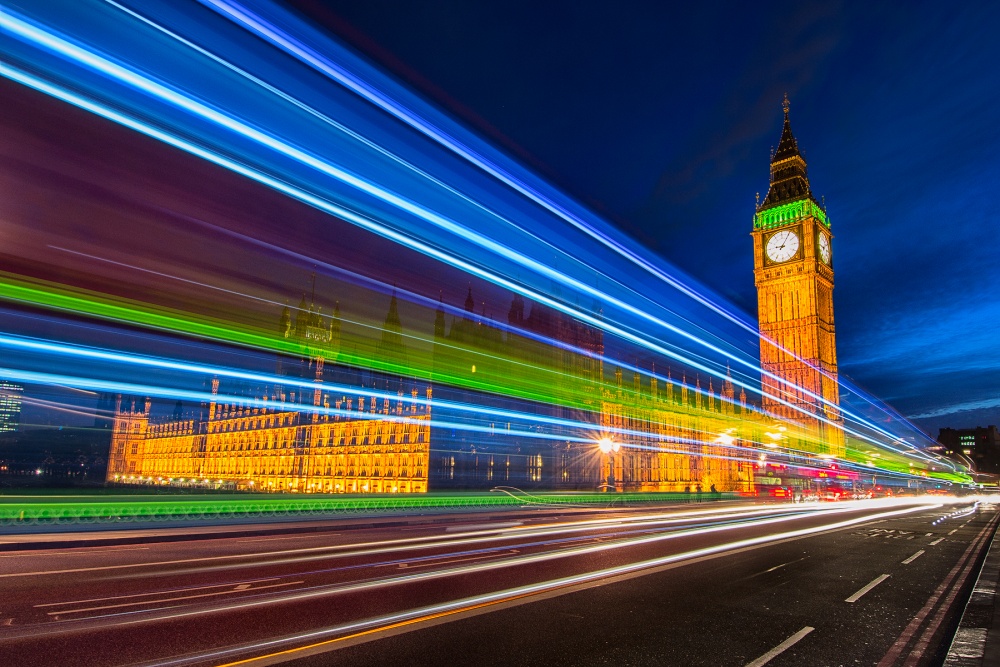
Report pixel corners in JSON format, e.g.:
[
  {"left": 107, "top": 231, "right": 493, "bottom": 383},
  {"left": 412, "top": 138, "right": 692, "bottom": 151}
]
[{"left": 782, "top": 93, "right": 790, "bottom": 116}]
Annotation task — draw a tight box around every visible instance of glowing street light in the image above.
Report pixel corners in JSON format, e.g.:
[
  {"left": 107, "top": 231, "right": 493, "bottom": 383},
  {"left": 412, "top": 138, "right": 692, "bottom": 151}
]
[
  {"left": 597, "top": 436, "right": 619, "bottom": 454},
  {"left": 598, "top": 437, "right": 621, "bottom": 492}
]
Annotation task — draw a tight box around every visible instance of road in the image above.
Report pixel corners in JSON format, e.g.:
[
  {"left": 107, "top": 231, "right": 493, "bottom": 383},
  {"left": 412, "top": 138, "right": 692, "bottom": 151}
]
[{"left": 0, "top": 497, "right": 994, "bottom": 666}]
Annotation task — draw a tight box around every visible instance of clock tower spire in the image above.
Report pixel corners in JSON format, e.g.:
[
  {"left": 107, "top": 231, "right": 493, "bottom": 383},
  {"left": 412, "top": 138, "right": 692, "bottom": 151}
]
[{"left": 752, "top": 96, "right": 844, "bottom": 457}]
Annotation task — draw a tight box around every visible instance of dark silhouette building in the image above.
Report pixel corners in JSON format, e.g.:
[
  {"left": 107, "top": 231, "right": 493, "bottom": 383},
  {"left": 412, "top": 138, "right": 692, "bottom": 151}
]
[{"left": 938, "top": 426, "right": 1000, "bottom": 473}]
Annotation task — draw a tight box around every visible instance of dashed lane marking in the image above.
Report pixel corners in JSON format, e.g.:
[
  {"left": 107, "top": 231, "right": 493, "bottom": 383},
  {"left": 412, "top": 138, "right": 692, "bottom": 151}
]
[
  {"left": 846, "top": 574, "right": 891, "bottom": 603},
  {"left": 902, "top": 550, "right": 925, "bottom": 565},
  {"left": 745, "top": 626, "right": 815, "bottom": 667}
]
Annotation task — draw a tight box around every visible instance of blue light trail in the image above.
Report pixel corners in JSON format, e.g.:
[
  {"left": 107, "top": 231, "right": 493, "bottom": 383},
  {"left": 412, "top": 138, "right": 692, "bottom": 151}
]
[{"left": 0, "top": 0, "right": 961, "bottom": 484}]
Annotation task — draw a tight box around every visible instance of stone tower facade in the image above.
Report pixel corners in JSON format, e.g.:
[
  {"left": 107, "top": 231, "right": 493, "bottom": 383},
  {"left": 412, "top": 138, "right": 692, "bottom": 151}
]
[{"left": 751, "top": 96, "right": 844, "bottom": 457}]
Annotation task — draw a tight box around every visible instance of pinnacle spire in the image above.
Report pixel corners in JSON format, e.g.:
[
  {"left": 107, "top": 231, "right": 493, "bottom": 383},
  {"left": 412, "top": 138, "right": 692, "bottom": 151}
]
[
  {"left": 773, "top": 95, "right": 801, "bottom": 163},
  {"left": 758, "top": 94, "right": 815, "bottom": 210},
  {"left": 464, "top": 286, "right": 474, "bottom": 314},
  {"left": 385, "top": 291, "right": 400, "bottom": 327}
]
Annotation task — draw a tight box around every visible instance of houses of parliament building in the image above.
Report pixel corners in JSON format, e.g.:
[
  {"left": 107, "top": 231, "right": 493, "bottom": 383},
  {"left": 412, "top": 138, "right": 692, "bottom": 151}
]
[
  {"left": 106, "top": 285, "right": 756, "bottom": 494},
  {"left": 107, "top": 99, "right": 841, "bottom": 495}
]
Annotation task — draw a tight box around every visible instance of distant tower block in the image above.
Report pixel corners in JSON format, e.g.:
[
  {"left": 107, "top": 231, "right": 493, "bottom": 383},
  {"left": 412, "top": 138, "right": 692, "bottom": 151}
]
[
  {"left": 0, "top": 381, "right": 24, "bottom": 433},
  {"left": 751, "top": 96, "right": 844, "bottom": 457}
]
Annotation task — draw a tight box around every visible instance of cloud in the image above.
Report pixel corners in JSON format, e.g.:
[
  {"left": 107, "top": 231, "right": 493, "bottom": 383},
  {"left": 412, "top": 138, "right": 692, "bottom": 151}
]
[{"left": 909, "top": 398, "right": 1000, "bottom": 421}]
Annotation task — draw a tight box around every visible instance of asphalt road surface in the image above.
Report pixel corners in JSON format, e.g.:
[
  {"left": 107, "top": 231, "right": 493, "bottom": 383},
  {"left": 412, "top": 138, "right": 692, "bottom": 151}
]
[{"left": 0, "top": 497, "right": 994, "bottom": 667}]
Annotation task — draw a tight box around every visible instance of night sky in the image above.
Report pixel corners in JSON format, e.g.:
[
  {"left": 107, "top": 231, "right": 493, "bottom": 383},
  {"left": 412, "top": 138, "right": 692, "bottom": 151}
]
[{"left": 282, "top": 0, "right": 1000, "bottom": 435}]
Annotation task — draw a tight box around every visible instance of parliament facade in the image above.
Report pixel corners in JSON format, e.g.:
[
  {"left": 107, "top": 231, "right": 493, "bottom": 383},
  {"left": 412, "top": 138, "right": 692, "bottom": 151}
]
[
  {"left": 107, "top": 294, "right": 433, "bottom": 493},
  {"left": 108, "top": 98, "right": 837, "bottom": 496},
  {"left": 107, "top": 286, "right": 758, "bottom": 494}
]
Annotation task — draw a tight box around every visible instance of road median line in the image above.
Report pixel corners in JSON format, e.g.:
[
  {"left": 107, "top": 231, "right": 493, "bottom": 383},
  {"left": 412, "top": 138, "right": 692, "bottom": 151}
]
[
  {"left": 745, "top": 626, "right": 814, "bottom": 667},
  {"left": 846, "top": 574, "right": 891, "bottom": 603}
]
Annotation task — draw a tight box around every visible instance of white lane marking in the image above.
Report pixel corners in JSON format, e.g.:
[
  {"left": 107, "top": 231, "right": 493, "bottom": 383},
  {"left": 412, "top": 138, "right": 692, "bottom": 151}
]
[
  {"left": 398, "top": 550, "right": 519, "bottom": 569},
  {"left": 745, "top": 626, "right": 815, "bottom": 667},
  {"left": 930, "top": 538, "right": 944, "bottom": 546},
  {"left": 764, "top": 557, "right": 807, "bottom": 573},
  {"left": 949, "top": 529, "right": 958, "bottom": 535},
  {"left": 34, "top": 578, "right": 281, "bottom": 607},
  {"left": 902, "top": 550, "right": 925, "bottom": 565},
  {"left": 47, "top": 580, "right": 304, "bottom": 615},
  {"left": 925, "top": 533, "right": 934, "bottom": 537},
  {"left": 846, "top": 574, "right": 891, "bottom": 603}
]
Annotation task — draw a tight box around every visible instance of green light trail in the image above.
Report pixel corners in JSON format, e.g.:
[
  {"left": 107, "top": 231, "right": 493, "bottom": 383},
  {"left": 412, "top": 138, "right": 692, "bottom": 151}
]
[{"left": 0, "top": 272, "right": 970, "bottom": 485}]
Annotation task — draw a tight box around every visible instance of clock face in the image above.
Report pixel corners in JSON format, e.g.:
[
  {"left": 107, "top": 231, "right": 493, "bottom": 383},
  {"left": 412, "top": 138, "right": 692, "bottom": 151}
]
[
  {"left": 765, "top": 229, "right": 800, "bottom": 263},
  {"left": 818, "top": 232, "right": 832, "bottom": 264}
]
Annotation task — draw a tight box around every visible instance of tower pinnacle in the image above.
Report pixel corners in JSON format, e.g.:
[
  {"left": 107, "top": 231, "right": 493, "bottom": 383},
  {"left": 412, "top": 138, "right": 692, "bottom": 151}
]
[
  {"left": 758, "top": 95, "right": 813, "bottom": 210},
  {"left": 464, "top": 286, "right": 474, "bottom": 314}
]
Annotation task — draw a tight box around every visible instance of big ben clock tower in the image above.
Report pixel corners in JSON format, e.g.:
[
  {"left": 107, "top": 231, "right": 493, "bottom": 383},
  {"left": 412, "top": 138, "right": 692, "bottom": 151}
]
[{"left": 752, "top": 96, "right": 844, "bottom": 457}]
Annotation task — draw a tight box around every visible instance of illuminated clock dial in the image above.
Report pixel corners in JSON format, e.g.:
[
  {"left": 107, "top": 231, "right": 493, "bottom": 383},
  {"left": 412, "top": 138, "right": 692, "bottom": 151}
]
[
  {"left": 765, "top": 229, "right": 800, "bottom": 263},
  {"left": 818, "top": 232, "right": 832, "bottom": 264}
]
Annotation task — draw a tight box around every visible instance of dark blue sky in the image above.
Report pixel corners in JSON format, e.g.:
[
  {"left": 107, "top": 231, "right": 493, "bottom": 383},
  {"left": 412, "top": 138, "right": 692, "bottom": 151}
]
[{"left": 285, "top": 0, "right": 1000, "bottom": 435}]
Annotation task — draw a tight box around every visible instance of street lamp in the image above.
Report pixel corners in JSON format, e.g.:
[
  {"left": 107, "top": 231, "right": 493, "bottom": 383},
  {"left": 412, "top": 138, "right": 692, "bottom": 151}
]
[{"left": 598, "top": 437, "right": 620, "bottom": 491}]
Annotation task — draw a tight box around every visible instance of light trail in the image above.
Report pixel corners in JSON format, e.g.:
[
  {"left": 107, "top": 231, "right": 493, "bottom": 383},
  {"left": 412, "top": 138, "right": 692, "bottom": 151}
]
[
  {"left": 199, "top": 0, "right": 915, "bottom": 439},
  {"left": 149, "top": 504, "right": 845, "bottom": 579},
  {"left": 0, "top": 332, "right": 959, "bottom": 480},
  {"left": 0, "top": 501, "right": 944, "bottom": 656},
  {"left": 0, "top": 272, "right": 953, "bottom": 469},
  {"left": 13, "top": 395, "right": 103, "bottom": 421},
  {"left": 198, "top": 0, "right": 754, "bottom": 332},
  {"left": 0, "top": 503, "right": 877, "bottom": 579},
  {"left": 101, "top": 0, "right": 833, "bottom": 439},
  {"left": 0, "top": 3, "right": 957, "bottom": 475},
  {"left": 0, "top": 366, "right": 608, "bottom": 451},
  {"left": 0, "top": 7, "right": 871, "bottom": 429}
]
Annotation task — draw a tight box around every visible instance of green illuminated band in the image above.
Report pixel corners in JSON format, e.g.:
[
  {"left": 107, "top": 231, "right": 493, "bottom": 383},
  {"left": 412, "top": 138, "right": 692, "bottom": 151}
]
[
  {"left": 754, "top": 199, "right": 830, "bottom": 230},
  {"left": 0, "top": 274, "right": 970, "bottom": 483}
]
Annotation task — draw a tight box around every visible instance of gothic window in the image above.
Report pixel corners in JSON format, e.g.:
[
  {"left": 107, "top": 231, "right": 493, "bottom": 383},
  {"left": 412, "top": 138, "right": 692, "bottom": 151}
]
[{"left": 528, "top": 454, "right": 543, "bottom": 482}]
